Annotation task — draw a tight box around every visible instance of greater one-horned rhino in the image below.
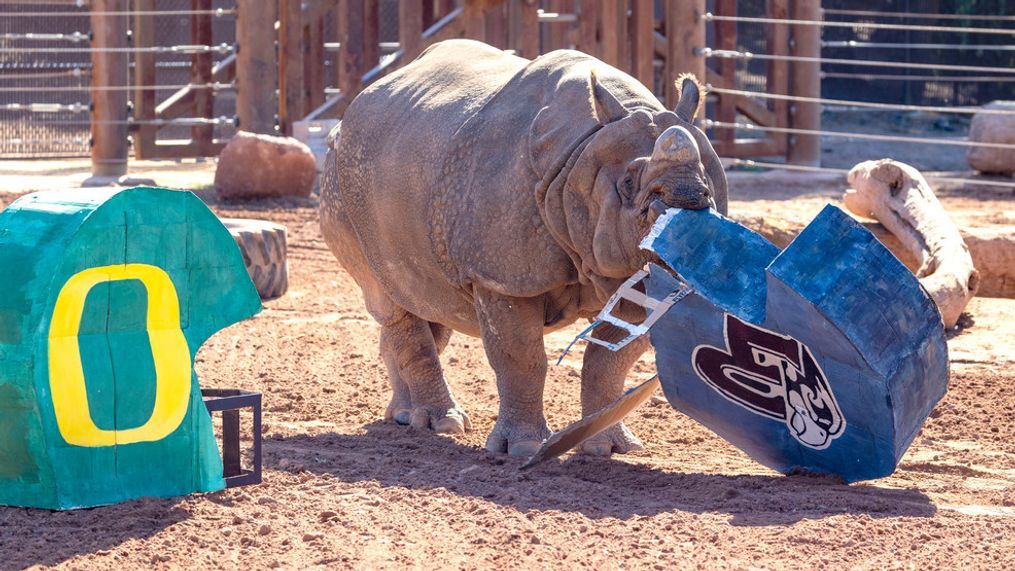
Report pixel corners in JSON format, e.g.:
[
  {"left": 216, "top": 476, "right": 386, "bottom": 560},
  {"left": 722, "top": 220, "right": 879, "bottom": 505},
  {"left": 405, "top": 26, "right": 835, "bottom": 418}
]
[{"left": 320, "top": 39, "right": 727, "bottom": 456}]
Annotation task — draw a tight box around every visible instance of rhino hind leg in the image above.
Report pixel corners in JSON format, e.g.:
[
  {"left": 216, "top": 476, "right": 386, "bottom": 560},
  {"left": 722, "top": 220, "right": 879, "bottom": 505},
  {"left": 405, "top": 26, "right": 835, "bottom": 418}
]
[
  {"left": 320, "top": 185, "right": 469, "bottom": 435},
  {"left": 430, "top": 321, "right": 452, "bottom": 354},
  {"left": 578, "top": 323, "right": 649, "bottom": 456},
  {"left": 378, "top": 310, "right": 471, "bottom": 434}
]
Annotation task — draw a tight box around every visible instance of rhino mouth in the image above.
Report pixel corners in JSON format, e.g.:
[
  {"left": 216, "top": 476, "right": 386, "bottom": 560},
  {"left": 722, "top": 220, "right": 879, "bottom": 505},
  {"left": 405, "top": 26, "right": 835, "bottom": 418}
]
[
  {"left": 648, "top": 198, "right": 668, "bottom": 219},
  {"left": 641, "top": 184, "right": 713, "bottom": 224},
  {"left": 638, "top": 166, "right": 714, "bottom": 223}
]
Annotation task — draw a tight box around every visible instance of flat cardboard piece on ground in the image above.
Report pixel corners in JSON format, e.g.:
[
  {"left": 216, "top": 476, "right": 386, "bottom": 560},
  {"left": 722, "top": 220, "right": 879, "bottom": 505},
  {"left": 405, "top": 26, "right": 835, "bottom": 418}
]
[{"left": 523, "top": 377, "right": 661, "bottom": 469}]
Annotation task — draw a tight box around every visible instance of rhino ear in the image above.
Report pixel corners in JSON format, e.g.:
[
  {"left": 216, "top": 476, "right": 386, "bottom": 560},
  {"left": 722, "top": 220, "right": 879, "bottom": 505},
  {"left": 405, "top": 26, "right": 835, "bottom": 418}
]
[
  {"left": 589, "top": 70, "right": 628, "bottom": 125},
  {"left": 674, "top": 74, "right": 704, "bottom": 122},
  {"left": 528, "top": 68, "right": 623, "bottom": 177}
]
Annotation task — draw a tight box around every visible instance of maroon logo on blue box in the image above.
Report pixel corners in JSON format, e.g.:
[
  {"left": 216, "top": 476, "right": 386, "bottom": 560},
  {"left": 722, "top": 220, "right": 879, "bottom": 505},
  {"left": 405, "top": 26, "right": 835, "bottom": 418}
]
[{"left": 692, "top": 314, "right": 845, "bottom": 449}]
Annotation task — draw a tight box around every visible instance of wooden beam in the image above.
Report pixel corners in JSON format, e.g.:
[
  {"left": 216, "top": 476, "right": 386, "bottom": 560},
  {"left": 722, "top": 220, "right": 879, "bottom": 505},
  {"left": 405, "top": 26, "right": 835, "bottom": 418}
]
[
  {"left": 486, "top": 2, "right": 507, "bottom": 49},
  {"left": 629, "top": 1, "right": 653, "bottom": 90},
  {"left": 90, "top": 0, "right": 129, "bottom": 179},
  {"left": 664, "top": 0, "right": 706, "bottom": 108},
  {"left": 423, "top": 6, "right": 466, "bottom": 43},
  {"left": 399, "top": 1, "right": 424, "bottom": 62},
  {"left": 192, "top": 0, "right": 215, "bottom": 154},
  {"left": 577, "top": 0, "right": 598, "bottom": 59},
  {"left": 509, "top": 0, "right": 539, "bottom": 59},
  {"left": 463, "top": 1, "right": 486, "bottom": 43},
  {"left": 364, "top": 0, "right": 380, "bottom": 74},
  {"left": 338, "top": 0, "right": 379, "bottom": 99},
  {"left": 787, "top": 0, "right": 821, "bottom": 166},
  {"left": 705, "top": 69, "right": 776, "bottom": 127},
  {"left": 157, "top": 56, "right": 235, "bottom": 121},
  {"left": 767, "top": 0, "right": 790, "bottom": 152},
  {"left": 712, "top": 138, "right": 781, "bottom": 158},
  {"left": 714, "top": 0, "right": 737, "bottom": 149},
  {"left": 615, "top": 0, "right": 629, "bottom": 71},
  {"left": 598, "top": 0, "right": 620, "bottom": 67},
  {"left": 279, "top": 0, "right": 304, "bottom": 135},
  {"left": 543, "top": 0, "right": 571, "bottom": 52},
  {"left": 236, "top": 0, "right": 277, "bottom": 134},
  {"left": 305, "top": 15, "right": 326, "bottom": 112},
  {"left": 132, "top": 0, "right": 157, "bottom": 159}
]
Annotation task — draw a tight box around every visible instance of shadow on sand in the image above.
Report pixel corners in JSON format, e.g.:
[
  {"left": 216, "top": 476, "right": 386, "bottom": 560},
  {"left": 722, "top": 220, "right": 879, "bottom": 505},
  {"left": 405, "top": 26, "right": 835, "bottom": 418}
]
[
  {"left": 0, "top": 496, "right": 190, "bottom": 568},
  {"left": 265, "top": 420, "right": 935, "bottom": 527}
]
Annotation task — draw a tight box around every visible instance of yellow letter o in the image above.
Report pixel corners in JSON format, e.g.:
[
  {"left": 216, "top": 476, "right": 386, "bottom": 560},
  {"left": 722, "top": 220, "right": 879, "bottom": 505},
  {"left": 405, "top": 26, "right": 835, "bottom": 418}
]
[{"left": 48, "top": 264, "right": 191, "bottom": 447}]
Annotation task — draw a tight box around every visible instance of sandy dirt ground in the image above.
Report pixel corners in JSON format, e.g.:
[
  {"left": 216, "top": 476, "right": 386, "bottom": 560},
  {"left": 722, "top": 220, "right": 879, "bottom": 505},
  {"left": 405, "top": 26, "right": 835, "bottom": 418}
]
[{"left": 1, "top": 159, "right": 1014, "bottom": 570}]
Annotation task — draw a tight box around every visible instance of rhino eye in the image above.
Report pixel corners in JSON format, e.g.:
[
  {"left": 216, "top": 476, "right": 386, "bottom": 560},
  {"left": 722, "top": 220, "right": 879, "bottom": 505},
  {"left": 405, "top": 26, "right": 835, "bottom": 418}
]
[{"left": 620, "top": 173, "right": 635, "bottom": 199}]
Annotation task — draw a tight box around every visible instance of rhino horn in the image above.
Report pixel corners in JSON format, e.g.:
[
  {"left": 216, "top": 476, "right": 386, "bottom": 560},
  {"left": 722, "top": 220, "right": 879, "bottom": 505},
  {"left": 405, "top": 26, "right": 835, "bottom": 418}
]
[{"left": 651, "top": 125, "right": 701, "bottom": 165}]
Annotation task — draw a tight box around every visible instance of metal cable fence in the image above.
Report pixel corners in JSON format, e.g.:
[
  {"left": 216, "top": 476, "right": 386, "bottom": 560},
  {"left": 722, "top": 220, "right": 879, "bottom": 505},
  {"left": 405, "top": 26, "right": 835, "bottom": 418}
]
[
  {"left": 700, "top": 0, "right": 1015, "bottom": 182},
  {"left": 0, "top": 2, "right": 92, "bottom": 157},
  {"left": 0, "top": 0, "right": 237, "bottom": 159}
]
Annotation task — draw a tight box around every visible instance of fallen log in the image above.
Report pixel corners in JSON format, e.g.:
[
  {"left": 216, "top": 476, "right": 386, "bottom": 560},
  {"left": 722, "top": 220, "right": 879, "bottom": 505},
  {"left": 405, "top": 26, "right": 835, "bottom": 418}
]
[
  {"left": 736, "top": 215, "right": 1012, "bottom": 300},
  {"left": 844, "top": 160, "right": 979, "bottom": 328}
]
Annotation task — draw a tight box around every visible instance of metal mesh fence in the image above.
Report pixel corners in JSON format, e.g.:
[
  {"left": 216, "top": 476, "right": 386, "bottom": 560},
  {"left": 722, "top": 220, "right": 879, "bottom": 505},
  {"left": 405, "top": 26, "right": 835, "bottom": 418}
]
[
  {"left": 0, "top": 2, "right": 93, "bottom": 157},
  {"left": 820, "top": 0, "right": 1015, "bottom": 105},
  {"left": 0, "top": 0, "right": 237, "bottom": 159}
]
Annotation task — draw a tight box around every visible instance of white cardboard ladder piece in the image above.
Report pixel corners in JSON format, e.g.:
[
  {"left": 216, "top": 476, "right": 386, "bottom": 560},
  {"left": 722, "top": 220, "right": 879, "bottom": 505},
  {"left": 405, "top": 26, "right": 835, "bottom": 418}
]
[{"left": 579, "top": 266, "right": 693, "bottom": 352}]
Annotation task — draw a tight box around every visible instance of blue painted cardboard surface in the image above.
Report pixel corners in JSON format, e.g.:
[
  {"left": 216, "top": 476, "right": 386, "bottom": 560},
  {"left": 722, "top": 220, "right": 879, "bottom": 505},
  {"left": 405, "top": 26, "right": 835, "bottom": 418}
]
[{"left": 644, "top": 206, "right": 948, "bottom": 482}]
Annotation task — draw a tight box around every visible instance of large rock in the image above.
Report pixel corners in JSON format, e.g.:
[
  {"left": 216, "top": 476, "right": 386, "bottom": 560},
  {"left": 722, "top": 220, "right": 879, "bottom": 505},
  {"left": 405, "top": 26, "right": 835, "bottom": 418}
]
[
  {"left": 215, "top": 131, "right": 317, "bottom": 199},
  {"left": 967, "top": 101, "right": 1015, "bottom": 175}
]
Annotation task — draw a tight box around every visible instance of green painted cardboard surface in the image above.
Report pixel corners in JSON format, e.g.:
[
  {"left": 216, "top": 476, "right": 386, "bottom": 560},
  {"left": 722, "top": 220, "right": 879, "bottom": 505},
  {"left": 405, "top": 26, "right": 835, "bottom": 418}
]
[{"left": 0, "top": 187, "right": 261, "bottom": 509}]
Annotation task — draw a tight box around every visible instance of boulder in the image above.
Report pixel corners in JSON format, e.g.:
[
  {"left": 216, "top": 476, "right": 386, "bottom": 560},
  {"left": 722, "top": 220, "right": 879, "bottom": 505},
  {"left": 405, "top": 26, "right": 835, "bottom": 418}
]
[
  {"left": 967, "top": 101, "right": 1015, "bottom": 175},
  {"left": 215, "top": 131, "right": 317, "bottom": 199}
]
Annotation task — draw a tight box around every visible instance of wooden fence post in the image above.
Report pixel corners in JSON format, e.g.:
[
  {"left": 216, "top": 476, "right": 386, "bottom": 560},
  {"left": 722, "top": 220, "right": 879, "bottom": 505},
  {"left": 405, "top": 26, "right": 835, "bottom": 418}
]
[
  {"left": 787, "top": 0, "right": 821, "bottom": 166},
  {"left": 305, "top": 11, "right": 325, "bottom": 113},
  {"left": 543, "top": 0, "right": 571, "bottom": 52},
  {"left": 278, "top": 0, "right": 304, "bottom": 135},
  {"left": 629, "top": 0, "right": 654, "bottom": 90},
  {"left": 132, "top": 0, "right": 157, "bottom": 159},
  {"left": 598, "top": 0, "right": 621, "bottom": 67},
  {"left": 236, "top": 0, "right": 276, "bottom": 134},
  {"left": 400, "top": 1, "right": 424, "bottom": 63},
  {"left": 338, "top": 0, "right": 379, "bottom": 100},
  {"left": 192, "top": 0, "right": 215, "bottom": 154},
  {"left": 463, "top": 0, "right": 487, "bottom": 43},
  {"left": 508, "top": 0, "right": 539, "bottom": 59},
  {"left": 715, "top": 0, "right": 737, "bottom": 150},
  {"left": 576, "top": 0, "right": 599, "bottom": 59},
  {"left": 88, "top": 0, "right": 129, "bottom": 183},
  {"left": 768, "top": 0, "right": 790, "bottom": 154},
  {"left": 665, "top": 0, "right": 707, "bottom": 109}
]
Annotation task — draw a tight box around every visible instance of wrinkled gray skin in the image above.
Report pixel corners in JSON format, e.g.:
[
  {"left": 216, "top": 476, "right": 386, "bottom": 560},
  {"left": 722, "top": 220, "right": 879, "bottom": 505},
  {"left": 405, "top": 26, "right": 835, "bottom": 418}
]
[{"left": 320, "top": 40, "right": 728, "bottom": 457}]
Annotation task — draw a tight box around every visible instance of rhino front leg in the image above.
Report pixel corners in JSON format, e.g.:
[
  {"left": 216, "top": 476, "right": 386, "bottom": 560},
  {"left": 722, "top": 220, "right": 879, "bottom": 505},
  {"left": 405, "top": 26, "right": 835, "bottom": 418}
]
[
  {"left": 578, "top": 322, "right": 650, "bottom": 456},
  {"left": 474, "top": 288, "right": 552, "bottom": 456}
]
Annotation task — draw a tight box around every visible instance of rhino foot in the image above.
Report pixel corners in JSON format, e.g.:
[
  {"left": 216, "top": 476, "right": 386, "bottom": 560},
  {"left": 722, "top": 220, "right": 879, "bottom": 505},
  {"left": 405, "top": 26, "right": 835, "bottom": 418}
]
[
  {"left": 578, "top": 422, "right": 644, "bottom": 457},
  {"left": 387, "top": 399, "right": 472, "bottom": 434},
  {"left": 485, "top": 418, "right": 551, "bottom": 457}
]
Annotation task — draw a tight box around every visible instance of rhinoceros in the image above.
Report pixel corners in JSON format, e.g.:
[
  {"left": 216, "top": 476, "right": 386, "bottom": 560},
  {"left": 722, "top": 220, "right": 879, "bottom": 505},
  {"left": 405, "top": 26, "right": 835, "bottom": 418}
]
[{"left": 320, "top": 39, "right": 727, "bottom": 456}]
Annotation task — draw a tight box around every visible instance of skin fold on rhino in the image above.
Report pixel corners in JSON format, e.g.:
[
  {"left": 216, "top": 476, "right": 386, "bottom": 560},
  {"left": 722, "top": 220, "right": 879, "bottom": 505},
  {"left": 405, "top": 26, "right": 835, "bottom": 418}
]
[{"left": 320, "top": 39, "right": 728, "bottom": 457}]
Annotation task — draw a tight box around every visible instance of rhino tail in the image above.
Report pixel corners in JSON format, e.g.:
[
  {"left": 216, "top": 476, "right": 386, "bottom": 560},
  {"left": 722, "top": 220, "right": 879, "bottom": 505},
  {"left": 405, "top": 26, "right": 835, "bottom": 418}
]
[{"left": 326, "top": 121, "right": 342, "bottom": 151}]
